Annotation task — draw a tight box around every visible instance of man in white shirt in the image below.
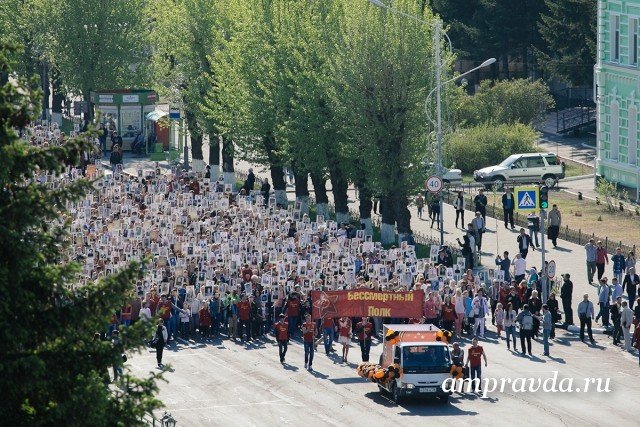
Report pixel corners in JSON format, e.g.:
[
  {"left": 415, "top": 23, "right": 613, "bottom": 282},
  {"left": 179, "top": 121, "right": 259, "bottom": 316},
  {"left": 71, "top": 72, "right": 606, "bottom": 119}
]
[
  {"left": 472, "top": 212, "right": 485, "bottom": 253},
  {"left": 512, "top": 254, "right": 527, "bottom": 283},
  {"left": 190, "top": 297, "right": 202, "bottom": 335},
  {"left": 620, "top": 301, "right": 634, "bottom": 351},
  {"left": 139, "top": 302, "right": 152, "bottom": 322}
]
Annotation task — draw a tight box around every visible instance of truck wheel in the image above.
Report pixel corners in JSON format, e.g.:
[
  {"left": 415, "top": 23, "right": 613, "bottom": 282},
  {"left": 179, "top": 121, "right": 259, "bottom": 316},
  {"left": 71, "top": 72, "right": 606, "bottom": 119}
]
[{"left": 391, "top": 382, "right": 402, "bottom": 404}]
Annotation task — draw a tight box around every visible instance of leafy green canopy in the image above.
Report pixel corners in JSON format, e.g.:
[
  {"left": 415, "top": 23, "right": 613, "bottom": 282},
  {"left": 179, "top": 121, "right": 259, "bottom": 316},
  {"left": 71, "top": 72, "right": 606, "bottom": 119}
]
[
  {"left": 0, "top": 45, "right": 161, "bottom": 426},
  {"left": 456, "top": 79, "right": 555, "bottom": 128},
  {"left": 445, "top": 122, "right": 539, "bottom": 173}
]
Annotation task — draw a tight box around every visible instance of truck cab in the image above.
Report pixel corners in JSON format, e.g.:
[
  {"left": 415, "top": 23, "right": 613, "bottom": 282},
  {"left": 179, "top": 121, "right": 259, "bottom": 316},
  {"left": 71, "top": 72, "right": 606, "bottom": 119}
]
[{"left": 379, "top": 324, "right": 452, "bottom": 404}]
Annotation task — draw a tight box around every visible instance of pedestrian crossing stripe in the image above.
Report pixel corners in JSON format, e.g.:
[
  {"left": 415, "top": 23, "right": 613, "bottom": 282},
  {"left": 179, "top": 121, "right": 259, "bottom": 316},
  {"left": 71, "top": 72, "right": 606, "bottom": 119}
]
[{"left": 514, "top": 186, "right": 539, "bottom": 212}]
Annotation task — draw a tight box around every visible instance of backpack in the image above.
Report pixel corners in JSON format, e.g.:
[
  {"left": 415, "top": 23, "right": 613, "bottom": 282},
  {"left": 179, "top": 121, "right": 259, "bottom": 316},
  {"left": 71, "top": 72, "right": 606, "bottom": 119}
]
[{"left": 521, "top": 312, "right": 533, "bottom": 330}]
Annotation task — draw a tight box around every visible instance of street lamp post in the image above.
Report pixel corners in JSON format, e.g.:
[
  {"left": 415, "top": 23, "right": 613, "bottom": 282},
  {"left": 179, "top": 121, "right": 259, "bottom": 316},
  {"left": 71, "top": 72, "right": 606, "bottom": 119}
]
[{"left": 369, "top": 0, "right": 495, "bottom": 246}]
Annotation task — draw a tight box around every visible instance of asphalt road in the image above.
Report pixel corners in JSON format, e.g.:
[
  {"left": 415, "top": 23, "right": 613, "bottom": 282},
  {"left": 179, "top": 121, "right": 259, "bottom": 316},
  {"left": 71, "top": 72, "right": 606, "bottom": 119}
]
[{"left": 128, "top": 325, "right": 639, "bottom": 427}]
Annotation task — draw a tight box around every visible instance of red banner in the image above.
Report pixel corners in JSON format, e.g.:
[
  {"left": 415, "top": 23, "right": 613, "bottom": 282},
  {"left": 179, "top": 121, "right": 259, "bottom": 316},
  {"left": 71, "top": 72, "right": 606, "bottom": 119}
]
[{"left": 311, "top": 290, "right": 425, "bottom": 320}]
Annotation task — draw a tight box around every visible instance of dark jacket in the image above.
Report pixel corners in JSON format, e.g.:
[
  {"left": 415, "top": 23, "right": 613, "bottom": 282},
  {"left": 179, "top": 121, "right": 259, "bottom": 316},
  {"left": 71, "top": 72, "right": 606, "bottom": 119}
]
[
  {"left": 517, "top": 234, "right": 534, "bottom": 250},
  {"left": 502, "top": 193, "right": 515, "bottom": 210},
  {"left": 560, "top": 279, "right": 573, "bottom": 300},
  {"left": 623, "top": 274, "right": 639, "bottom": 295}
]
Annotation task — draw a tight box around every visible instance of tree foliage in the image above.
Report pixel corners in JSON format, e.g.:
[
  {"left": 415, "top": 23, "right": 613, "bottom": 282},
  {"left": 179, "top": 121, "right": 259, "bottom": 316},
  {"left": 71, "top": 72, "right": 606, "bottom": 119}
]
[
  {"left": 41, "top": 0, "right": 149, "bottom": 100},
  {"left": 0, "top": 45, "right": 162, "bottom": 426},
  {"left": 537, "top": 0, "right": 597, "bottom": 87},
  {"left": 456, "top": 79, "right": 555, "bottom": 128},
  {"left": 445, "top": 122, "right": 539, "bottom": 173}
]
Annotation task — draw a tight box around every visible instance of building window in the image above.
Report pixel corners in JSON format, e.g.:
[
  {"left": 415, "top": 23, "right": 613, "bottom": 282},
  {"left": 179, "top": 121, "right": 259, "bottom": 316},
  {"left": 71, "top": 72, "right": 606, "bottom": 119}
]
[
  {"left": 612, "top": 15, "right": 620, "bottom": 61},
  {"left": 631, "top": 18, "right": 638, "bottom": 65},
  {"left": 630, "top": 107, "right": 638, "bottom": 165},
  {"left": 611, "top": 103, "right": 619, "bottom": 161}
]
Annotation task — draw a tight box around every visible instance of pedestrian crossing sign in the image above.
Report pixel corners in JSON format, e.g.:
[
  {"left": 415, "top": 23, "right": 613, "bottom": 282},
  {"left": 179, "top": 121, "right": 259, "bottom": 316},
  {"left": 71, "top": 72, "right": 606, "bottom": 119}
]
[{"left": 515, "top": 186, "right": 539, "bottom": 213}]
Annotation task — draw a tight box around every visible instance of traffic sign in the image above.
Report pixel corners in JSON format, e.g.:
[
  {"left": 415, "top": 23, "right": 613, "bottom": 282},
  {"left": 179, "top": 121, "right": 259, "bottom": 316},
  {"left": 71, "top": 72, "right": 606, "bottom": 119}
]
[
  {"left": 425, "top": 175, "right": 443, "bottom": 194},
  {"left": 547, "top": 260, "right": 556, "bottom": 279},
  {"left": 514, "top": 186, "right": 539, "bottom": 213},
  {"left": 169, "top": 107, "right": 181, "bottom": 120}
]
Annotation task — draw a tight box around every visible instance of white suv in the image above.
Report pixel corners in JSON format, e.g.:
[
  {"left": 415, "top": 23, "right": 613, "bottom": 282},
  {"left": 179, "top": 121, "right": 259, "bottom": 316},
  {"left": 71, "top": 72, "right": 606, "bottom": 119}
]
[{"left": 473, "top": 153, "right": 565, "bottom": 188}]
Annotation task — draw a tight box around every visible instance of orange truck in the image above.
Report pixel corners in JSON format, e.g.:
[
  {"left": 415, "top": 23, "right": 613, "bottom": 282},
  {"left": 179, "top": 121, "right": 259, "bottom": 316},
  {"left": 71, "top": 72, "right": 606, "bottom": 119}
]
[{"left": 379, "top": 324, "right": 452, "bottom": 404}]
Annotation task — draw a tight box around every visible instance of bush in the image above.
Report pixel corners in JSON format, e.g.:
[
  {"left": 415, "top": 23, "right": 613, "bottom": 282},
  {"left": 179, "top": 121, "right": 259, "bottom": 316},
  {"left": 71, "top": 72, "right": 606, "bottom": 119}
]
[
  {"left": 444, "top": 123, "right": 539, "bottom": 173},
  {"left": 456, "top": 79, "right": 555, "bottom": 128}
]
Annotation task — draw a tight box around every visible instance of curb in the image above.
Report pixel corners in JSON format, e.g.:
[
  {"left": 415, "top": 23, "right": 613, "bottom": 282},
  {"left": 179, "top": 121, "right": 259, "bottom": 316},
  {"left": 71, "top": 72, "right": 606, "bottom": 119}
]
[{"left": 560, "top": 174, "right": 594, "bottom": 182}]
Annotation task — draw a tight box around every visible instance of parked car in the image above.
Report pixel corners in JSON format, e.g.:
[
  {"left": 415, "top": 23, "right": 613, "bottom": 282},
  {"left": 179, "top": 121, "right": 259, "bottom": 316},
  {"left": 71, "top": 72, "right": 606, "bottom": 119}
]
[
  {"left": 473, "top": 153, "right": 565, "bottom": 188},
  {"left": 423, "top": 162, "right": 463, "bottom": 184}
]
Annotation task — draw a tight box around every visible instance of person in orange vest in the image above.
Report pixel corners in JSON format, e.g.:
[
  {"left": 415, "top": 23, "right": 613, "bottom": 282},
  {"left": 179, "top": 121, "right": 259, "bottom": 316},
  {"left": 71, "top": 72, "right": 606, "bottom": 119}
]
[
  {"left": 302, "top": 313, "right": 317, "bottom": 370},
  {"left": 356, "top": 317, "right": 374, "bottom": 362},
  {"left": 275, "top": 314, "right": 290, "bottom": 363}
]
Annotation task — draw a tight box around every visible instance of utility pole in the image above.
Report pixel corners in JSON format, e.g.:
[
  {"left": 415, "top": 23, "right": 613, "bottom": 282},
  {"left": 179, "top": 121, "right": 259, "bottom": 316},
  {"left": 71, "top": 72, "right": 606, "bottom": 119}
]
[
  {"left": 540, "top": 209, "right": 548, "bottom": 302},
  {"left": 434, "top": 20, "right": 444, "bottom": 246}
]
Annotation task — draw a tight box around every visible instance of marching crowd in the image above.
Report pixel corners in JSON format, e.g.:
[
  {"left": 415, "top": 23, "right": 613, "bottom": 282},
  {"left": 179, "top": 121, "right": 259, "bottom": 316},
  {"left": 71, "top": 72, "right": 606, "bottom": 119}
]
[{"left": 25, "top": 121, "right": 640, "bottom": 378}]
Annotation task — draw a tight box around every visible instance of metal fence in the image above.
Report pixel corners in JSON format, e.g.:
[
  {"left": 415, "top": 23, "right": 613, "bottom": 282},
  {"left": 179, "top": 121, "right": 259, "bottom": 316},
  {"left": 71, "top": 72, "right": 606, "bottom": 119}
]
[{"left": 444, "top": 188, "right": 637, "bottom": 256}]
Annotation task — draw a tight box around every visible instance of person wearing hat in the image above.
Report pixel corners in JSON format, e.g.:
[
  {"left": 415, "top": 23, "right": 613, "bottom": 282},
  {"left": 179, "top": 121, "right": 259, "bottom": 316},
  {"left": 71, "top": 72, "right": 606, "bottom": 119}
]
[{"left": 275, "top": 314, "right": 289, "bottom": 363}]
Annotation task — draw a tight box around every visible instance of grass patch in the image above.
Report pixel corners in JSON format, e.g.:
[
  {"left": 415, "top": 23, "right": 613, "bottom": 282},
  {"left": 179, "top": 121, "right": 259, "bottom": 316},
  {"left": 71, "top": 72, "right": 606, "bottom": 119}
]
[
  {"left": 483, "top": 190, "right": 639, "bottom": 246},
  {"left": 563, "top": 159, "right": 593, "bottom": 178}
]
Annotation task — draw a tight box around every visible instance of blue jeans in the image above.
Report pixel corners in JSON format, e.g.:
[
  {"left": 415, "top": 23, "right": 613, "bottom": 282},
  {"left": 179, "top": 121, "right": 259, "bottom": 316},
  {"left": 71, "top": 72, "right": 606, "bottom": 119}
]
[
  {"left": 288, "top": 316, "right": 298, "bottom": 337},
  {"left": 323, "top": 327, "right": 334, "bottom": 353},
  {"left": 162, "top": 318, "right": 170, "bottom": 336},
  {"left": 543, "top": 329, "right": 550, "bottom": 355},
  {"left": 470, "top": 365, "right": 482, "bottom": 389},
  {"left": 169, "top": 316, "right": 178, "bottom": 339},
  {"left": 304, "top": 341, "right": 314, "bottom": 366},
  {"left": 505, "top": 325, "right": 517, "bottom": 349},
  {"left": 211, "top": 313, "right": 220, "bottom": 334}
]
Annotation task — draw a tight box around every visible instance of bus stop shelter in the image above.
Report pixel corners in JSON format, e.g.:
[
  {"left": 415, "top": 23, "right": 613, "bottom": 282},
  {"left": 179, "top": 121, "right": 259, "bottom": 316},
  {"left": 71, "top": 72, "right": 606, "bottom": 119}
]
[{"left": 90, "top": 89, "right": 158, "bottom": 151}]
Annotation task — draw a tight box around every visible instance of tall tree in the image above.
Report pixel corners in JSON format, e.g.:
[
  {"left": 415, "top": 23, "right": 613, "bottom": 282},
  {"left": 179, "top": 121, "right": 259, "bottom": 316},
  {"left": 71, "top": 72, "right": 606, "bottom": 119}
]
[
  {"left": 42, "top": 0, "right": 149, "bottom": 114},
  {"left": 333, "top": 0, "right": 445, "bottom": 244},
  {"left": 432, "top": 0, "right": 547, "bottom": 79},
  {"left": 148, "top": 0, "right": 245, "bottom": 173},
  {"left": 0, "top": 45, "right": 161, "bottom": 426},
  {"left": 537, "top": 0, "right": 596, "bottom": 87}
]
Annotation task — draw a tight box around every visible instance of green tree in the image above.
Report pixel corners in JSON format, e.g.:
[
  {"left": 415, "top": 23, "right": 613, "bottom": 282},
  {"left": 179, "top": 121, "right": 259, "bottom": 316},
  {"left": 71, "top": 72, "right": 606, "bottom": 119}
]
[
  {"left": 432, "top": 0, "right": 547, "bottom": 79},
  {"left": 333, "top": 0, "right": 446, "bottom": 243},
  {"left": 0, "top": 45, "right": 162, "bottom": 425},
  {"left": 210, "top": 0, "right": 299, "bottom": 206},
  {"left": 444, "top": 122, "right": 539, "bottom": 173},
  {"left": 42, "top": 0, "right": 149, "bottom": 113},
  {"left": 147, "top": 0, "right": 244, "bottom": 171},
  {"left": 537, "top": 0, "right": 596, "bottom": 87},
  {"left": 456, "top": 79, "right": 555, "bottom": 127}
]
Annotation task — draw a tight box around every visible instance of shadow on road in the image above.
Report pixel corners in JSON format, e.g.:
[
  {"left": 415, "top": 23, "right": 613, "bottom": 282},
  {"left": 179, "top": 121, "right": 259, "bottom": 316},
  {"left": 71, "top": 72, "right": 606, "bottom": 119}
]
[{"left": 363, "top": 391, "right": 482, "bottom": 416}]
